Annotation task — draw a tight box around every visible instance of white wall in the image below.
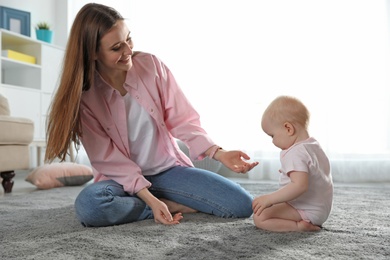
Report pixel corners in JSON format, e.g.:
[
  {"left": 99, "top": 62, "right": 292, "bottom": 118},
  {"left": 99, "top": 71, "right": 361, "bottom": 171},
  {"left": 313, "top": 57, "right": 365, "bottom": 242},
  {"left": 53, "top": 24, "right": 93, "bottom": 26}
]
[
  {"left": 68, "top": 0, "right": 135, "bottom": 34},
  {"left": 69, "top": 0, "right": 133, "bottom": 18}
]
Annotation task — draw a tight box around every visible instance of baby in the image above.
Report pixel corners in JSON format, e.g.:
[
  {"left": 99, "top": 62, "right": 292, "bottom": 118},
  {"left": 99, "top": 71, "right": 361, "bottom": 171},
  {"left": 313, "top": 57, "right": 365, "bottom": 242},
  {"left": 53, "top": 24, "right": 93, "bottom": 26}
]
[{"left": 253, "top": 96, "right": 333, "bottom": 232}]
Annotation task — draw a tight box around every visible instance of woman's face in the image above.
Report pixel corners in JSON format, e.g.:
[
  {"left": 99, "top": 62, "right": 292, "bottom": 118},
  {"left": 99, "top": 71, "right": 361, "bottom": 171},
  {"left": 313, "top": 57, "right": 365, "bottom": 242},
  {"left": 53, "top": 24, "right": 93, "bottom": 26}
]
[{"left": 96, "top": 20, "right": 133, "bottom": 74}]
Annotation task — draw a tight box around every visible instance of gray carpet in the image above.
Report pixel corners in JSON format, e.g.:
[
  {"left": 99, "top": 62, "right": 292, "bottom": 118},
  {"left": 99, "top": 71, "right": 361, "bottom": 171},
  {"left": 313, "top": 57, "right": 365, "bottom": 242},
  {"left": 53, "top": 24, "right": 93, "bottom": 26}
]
[{"left": 1, "top": 180, "right": 389, "bottom": 260}]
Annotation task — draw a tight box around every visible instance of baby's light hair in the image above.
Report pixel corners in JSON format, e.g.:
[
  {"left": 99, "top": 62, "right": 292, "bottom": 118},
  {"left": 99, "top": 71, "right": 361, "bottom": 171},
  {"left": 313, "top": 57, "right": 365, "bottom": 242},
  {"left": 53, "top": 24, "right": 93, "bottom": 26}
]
[{"left": 263, "top": 95, "right": 310, "bottom": 130}]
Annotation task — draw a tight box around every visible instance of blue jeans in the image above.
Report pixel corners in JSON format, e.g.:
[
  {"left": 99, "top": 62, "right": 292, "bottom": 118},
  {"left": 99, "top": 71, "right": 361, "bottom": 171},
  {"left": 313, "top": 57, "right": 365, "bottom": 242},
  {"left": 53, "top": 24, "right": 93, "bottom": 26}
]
[{"left": 74, "top": 166, "right": 254, "bottom": 227}]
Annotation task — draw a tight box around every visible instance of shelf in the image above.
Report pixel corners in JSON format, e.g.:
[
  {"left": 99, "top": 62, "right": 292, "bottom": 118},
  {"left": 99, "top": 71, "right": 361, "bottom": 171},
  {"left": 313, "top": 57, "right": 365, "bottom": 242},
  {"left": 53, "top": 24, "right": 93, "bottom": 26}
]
[
  {"left": 0, "top": 84, "right": 40, "bottom": 93},
  {"left": 1, "top": 28, "right": 63, "bottom": 50},
  {"left": 1, "top": 29, "right": 38, "bottom": 46},
  {"left": 1, "top": 57, "right": 41, "bottom": 90},
  {"left": 1, "top": 57, "right": 41, "bottom": 69},
  {"left": 0, "top": 29, "right": 64, "bottom": 142}
]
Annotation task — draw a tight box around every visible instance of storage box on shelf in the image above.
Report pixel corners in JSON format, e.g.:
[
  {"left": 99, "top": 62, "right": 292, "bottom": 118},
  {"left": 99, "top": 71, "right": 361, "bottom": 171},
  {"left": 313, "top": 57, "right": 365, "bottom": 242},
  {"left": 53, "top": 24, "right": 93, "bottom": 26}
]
[
  {"left": 0, "top": 29, "right": 64, "bottom": 168},
  {"left": 2, "top": 49, "right": 36, "bottom": 64}
]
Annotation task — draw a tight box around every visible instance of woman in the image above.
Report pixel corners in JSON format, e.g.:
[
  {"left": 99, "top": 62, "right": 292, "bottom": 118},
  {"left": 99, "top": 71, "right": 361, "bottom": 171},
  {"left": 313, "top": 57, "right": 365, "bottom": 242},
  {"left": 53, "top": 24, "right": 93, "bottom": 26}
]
[{"left": 45, "top": 3, "right": 258, "bottom": 227}]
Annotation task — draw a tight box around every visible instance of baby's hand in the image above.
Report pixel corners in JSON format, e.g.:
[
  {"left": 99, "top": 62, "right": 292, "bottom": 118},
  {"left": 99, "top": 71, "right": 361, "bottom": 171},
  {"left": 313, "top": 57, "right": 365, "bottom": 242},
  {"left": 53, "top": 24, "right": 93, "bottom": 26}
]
[{"left": 252, "top": 195, "right": 273, "bottom": 216}]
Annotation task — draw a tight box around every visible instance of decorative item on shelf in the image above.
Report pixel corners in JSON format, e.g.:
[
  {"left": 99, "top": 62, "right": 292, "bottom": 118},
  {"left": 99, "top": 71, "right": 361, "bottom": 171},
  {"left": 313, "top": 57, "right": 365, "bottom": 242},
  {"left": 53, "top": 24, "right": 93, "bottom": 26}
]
[
  {"left": 1, "top": 49, "right": 36, "bottom": 64},
  {"left": 35, "top": 22, "right": 53, "bottom": 43},
  {"left": 0, "top": 6, "right": 31, "bottom": 37}
]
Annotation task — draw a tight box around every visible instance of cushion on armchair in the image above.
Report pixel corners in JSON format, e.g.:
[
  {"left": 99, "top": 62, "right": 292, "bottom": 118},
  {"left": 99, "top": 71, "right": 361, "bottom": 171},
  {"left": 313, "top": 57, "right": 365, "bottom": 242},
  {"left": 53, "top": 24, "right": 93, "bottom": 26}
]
[
  {"left": 0, "top": 93, "right": 34, "bottom": 173},
  {"left": 0, "top": 94, "right": 10, "bottom": 116},
  {"left": 0, "top": 116, "right": 34, "bottom": 145},
  {"left": 0, "top": 94, "right": 34, "bottom": 145}
]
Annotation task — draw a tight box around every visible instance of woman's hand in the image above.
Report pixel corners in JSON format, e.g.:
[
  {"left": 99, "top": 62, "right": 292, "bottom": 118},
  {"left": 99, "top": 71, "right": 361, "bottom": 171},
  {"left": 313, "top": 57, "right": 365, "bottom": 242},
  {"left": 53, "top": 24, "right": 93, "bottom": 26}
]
[
  {"left": 150, "top": 199, "right": 183, "bottom": 225},
  {"left": 136, "top": 188, "right": 183, "bottom": 225},
  {"left": 215, "top": 149, "right": 259, "bottom": 174}
]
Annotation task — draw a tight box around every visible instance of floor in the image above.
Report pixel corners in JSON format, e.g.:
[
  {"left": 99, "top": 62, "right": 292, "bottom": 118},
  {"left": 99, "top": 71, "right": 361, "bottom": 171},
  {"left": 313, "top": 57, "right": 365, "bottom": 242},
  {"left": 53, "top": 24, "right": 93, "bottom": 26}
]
[
  {"left": 0, "top": 170, "right": 37, "bottom": 197},
  {"left": 0, "top": 169, "right": 268, "bottom": 198}
]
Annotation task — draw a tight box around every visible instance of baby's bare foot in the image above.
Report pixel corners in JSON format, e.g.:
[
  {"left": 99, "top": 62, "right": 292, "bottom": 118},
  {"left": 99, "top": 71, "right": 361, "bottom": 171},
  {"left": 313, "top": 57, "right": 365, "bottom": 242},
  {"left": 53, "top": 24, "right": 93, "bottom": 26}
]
[
  {"left": 297, "top": 220, "right": 321, "bottom": 232},
  {"left": 160, "top": 198, "right": 198, "bottom": 214}
]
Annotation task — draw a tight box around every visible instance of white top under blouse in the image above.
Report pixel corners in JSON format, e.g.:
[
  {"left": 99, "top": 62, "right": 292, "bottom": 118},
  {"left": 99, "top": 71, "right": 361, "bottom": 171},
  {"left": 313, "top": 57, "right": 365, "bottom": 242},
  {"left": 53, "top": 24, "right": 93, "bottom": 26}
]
[{"left": 123, "top": 93, "right": 177, "bottom": 176}]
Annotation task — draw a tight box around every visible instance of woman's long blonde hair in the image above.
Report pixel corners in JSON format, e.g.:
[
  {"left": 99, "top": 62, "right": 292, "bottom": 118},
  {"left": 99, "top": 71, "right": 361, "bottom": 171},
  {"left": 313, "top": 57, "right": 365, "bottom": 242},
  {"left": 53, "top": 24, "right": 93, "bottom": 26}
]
[{"left": 45, "top": 3, "right": 124, "bottom": 162}]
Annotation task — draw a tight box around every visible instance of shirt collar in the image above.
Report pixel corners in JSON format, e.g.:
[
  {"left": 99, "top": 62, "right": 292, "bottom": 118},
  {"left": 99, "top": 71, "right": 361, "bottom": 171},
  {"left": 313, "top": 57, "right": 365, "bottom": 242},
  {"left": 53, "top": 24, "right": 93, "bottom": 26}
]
[
  {"left": 124, "top": 65, "right": 139, "bottom": 90},
  {"left": 94, "top": 66, "right": 139, "bottom": 99}
]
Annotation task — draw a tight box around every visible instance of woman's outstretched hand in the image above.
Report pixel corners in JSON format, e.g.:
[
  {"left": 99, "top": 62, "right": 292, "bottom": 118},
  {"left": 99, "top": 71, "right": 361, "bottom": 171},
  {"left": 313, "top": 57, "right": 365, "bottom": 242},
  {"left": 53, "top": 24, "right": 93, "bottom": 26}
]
[{"left": 215, "top": 150, "right": 259, "bottom": 174}]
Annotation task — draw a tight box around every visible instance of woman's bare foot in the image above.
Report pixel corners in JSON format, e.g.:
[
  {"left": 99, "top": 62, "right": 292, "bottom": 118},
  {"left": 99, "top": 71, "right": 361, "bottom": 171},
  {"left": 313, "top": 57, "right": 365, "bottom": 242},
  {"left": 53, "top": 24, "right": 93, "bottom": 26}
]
[
  {"left": 297, "top": 220, "right": 322, "bottom": 232},
  {"left": 160, "top": 198, "right": 198, "bottom": 214}
]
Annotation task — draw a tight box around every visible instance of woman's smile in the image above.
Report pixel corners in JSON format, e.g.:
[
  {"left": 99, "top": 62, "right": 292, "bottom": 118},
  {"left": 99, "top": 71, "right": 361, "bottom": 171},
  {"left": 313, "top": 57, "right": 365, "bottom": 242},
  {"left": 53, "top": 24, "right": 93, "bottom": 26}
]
[{"left": 118, "top": 56, "right": 131, "bottom": 65}]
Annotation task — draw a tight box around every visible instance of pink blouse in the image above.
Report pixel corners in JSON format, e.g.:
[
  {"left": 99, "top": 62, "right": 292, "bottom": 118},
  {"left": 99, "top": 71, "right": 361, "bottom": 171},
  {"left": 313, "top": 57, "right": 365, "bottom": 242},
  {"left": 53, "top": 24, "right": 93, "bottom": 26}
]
[{"left": 79, "top": 52, "right": 216, "bottom": 195}]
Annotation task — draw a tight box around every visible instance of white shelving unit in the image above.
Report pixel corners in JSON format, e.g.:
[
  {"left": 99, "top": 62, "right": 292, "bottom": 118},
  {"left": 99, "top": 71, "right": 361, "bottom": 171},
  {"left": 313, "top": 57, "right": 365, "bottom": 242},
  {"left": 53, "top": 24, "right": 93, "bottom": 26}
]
[{"left": 0, "top": 29, "right": 64, "bottom": 141}]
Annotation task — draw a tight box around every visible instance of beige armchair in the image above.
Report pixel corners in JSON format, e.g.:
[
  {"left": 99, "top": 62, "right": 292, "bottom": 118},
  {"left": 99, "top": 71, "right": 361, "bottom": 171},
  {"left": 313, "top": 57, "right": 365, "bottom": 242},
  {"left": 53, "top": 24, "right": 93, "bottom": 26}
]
[{"left": 0, "top": 93, "right": 34, "bottom": 193}]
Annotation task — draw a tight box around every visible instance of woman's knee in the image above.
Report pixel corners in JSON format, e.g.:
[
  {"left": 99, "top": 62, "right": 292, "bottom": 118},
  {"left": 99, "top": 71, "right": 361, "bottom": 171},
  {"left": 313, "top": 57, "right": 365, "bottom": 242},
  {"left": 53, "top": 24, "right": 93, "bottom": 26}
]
[
  {"left": 74, "top": 180, "right": 151, "bottom": 227},
  {"left": 208, "top": 178, "right": 254, "bottom": 218},
  {"left": 212, "top": 186, "right": 253, "bottom": 218},
  {"left": 229, "top": 191, "right": 253, "bottom": 218},
  {"left": 74, "top": 183, "right": 105, "bottom": 226},
  {"left": 74, "top": 181, "right": 126, "bottom": 227}
]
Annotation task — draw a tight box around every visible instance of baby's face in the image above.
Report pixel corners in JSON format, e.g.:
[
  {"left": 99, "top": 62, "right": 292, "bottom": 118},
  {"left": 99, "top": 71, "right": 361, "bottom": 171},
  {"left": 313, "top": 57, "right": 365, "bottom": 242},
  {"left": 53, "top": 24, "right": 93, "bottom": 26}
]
[{"left": 262, "top": 116, "right": 293, "bottom": 150}]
